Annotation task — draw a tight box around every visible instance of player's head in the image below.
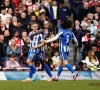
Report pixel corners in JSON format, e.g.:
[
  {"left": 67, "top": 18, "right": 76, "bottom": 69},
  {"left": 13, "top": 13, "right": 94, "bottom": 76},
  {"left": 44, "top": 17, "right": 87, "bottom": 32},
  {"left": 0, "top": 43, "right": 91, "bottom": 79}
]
[
  {"left": 61, "top": 19, "right": 72, "bottom": 29},
  {"left": 31, "top": 22, "right": 38, "bottom": 32}
]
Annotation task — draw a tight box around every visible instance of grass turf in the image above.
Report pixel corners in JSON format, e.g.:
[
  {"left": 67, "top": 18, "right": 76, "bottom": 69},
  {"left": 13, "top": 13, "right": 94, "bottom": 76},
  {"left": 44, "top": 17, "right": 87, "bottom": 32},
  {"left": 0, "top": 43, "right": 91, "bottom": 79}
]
[{"left": 0, "top": 80, "right": 100, "bottom": 90}]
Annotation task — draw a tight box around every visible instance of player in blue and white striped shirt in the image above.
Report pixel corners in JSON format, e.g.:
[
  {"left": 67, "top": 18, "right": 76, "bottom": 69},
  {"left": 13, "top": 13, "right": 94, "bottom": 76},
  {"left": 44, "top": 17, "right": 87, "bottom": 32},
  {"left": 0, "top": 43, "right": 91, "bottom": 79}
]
[
  {"left": 46, "top": 20, "right": 78, "bottom": 81},
  {"left": 22, "top": 22, "right": 54, "bottom": 82}
]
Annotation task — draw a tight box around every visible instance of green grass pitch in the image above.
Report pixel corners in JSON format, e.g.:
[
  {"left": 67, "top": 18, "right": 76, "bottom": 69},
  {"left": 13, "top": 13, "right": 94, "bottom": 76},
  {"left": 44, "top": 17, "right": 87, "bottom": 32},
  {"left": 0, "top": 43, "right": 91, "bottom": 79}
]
[{"left": 0, "top": 80, "right": 100, "bottom": 90}]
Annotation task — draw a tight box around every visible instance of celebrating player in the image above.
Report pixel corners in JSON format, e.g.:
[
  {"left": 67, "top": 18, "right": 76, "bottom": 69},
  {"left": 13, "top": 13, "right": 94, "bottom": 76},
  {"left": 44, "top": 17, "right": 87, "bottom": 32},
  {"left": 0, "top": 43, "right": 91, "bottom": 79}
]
[
  {"left": 45, "top": 19, "right": 78, "bottom": 81},
  {"left": 22, "top": 22, "right": 55, "bottom": 82},
  {"left": 32, "top": 20, "right": 78, "bottom": 81}
]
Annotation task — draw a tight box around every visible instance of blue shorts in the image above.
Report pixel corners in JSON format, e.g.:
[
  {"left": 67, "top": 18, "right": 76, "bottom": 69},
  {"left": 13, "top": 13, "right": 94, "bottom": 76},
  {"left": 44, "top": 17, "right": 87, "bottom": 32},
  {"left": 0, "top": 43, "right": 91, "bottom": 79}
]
[
  {"left": 60, "top": 52, "right": 69, "bottom": 60},
  {"left": 38, "top": 51, "right": 45, "bottom": 60},
  {"left": 28, "top": 51, "right": 39, "bottom": 61}
]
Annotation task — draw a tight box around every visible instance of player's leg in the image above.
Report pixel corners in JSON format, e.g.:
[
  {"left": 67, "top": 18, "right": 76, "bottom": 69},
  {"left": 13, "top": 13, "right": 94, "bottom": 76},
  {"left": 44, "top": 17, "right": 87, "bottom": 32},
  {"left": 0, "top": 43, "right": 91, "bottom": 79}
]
[
  {"left": 57, "top": 61, "right": 63, "bottom": 78},
  {"left": 22, "top": 52, "right": 36, "bottom": 82},
  {"left": 56, "top": 52, "right": 63, "bottom": 80},
  {"left": 63, "top": 52, "right": 78, "bottom": 81},
  {"left": 40, "top": 52, "right": 55, "bottom": 81}
]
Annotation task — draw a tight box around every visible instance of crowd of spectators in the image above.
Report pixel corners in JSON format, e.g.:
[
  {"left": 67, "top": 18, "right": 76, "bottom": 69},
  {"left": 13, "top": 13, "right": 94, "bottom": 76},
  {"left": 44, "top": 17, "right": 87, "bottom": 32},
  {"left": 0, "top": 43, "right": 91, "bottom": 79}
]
[{"left": 0, "top": 0, "right": 100, "bottom": 71}]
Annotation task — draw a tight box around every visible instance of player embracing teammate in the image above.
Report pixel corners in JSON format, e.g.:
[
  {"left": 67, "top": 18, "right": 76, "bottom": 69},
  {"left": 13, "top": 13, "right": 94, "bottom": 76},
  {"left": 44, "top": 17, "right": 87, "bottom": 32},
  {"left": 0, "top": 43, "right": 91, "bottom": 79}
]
[{"left": 22, "top": 20, "right": 78, "bottom": 82}]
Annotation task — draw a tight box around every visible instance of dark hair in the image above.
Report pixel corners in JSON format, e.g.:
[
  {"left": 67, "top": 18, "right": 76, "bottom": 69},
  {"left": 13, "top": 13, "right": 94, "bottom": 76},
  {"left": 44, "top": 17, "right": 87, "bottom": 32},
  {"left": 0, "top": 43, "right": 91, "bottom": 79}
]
[
  {"left": 21, "top": 30, "right": 27, "bottom": 33},
  {"left": 9, "top": 54, "right": 16, "bottom": 58},
  {"left": 61, "top": 19, "right": 72, "bottom": 29},
  {"left": 40, "top": 0, "right": 45, "bottom": 3},
  {"left": 31, "top": 22, "right": 38, "bottom": 25},
  {"left": 52, "top": 0, "right": 57, "bottom": 2},
  {"left": 53, "top": 40, "right": 59, "bottom": 44},
  {"left": 54, "top": 50, "right": 58, "bottom": 53},
  {"left": 86, "top": 18, "right": 91, "bottom": 22}
]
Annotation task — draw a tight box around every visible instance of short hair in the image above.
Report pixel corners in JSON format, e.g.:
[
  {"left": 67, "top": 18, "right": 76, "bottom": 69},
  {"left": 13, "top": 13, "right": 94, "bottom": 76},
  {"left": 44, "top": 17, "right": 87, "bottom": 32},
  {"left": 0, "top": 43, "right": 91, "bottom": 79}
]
[
  {"left": 61, "top": 19, "right": 72, "bottom": 29},
  {"left": 9, "top": 54, "right": 16, "bottom": 58},
  {"left": 31, "top": 22, "right": 38, "bottom": 25},
  {"left": 40, "top": 0, "right": 45, "bottom": 3},
  {"left": 52, "top": 0, "right": 57, "bottom": 2}
]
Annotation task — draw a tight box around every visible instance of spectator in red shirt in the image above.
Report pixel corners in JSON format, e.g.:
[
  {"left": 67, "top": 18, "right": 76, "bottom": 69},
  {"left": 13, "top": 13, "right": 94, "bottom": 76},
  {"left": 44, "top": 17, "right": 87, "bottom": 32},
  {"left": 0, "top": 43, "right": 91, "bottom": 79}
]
[
  {"left": 12, "top": 0, "right": 21, "bottom": 7},
  {"left": 89, "top": 0, "right": 100, "bottom": 7}
]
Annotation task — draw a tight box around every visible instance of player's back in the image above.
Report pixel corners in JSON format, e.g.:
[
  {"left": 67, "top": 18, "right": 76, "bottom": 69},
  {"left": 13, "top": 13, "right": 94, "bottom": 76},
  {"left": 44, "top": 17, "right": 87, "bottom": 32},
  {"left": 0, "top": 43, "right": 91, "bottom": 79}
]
[
  {"left": 59, "top": 29, "right": 74, "bottom": 52},
  {"left": 60, "top": 29, "right": 74, "bottom": 45}
]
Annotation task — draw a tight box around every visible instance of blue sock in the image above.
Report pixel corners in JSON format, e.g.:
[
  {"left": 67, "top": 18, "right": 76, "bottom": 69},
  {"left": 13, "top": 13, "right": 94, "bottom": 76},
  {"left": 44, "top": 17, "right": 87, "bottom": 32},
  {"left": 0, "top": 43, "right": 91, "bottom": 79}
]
[
  {"left": 44, "top": 64, "right": 53, "bottom": 77},
  {"left": 66, "top": 63, "right": 74, "bottom": 74},
  {"left": 29, "top": 65, "right": 36, "bottom": 78},
  {"left": 57, "top": 66, "right": 63, "bottom": 77}
]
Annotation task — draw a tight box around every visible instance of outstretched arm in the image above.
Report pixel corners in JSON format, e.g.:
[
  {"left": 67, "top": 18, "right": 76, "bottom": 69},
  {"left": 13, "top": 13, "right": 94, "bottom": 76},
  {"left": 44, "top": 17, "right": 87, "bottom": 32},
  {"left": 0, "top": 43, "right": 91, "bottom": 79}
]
[{"left": 46, "top": 31, "right": 62, "bottom": 43}]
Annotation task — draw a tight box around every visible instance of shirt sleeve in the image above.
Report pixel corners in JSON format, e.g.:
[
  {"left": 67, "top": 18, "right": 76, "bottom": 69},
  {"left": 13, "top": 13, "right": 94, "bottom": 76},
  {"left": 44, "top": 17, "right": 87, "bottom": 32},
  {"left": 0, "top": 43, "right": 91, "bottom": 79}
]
[{"left": 47, "top": 31, "right": 62, "bottom": 43}]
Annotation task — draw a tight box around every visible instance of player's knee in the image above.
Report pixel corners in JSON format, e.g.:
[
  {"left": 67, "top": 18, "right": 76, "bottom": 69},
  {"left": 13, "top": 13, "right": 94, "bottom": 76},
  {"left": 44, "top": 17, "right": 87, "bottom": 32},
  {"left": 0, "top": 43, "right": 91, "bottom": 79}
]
[
  {"left": 58, "top": 60, "right": 62, "bottom": 66},
  {"left": 27, "top": 59, "right": 32, "bottom": 65},
  {"left": 63, "top": 60, "right": 68, "bottom": 66}
]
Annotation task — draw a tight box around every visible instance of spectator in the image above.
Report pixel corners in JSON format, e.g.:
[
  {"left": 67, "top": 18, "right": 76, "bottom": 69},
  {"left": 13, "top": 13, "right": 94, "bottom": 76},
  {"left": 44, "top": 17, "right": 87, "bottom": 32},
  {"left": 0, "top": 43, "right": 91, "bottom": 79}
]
[
  {"left": 49, "top": 0, "right": 58, "bottom": 32},
  {"left": 22, "top": 38, "right": 30, "bottom": 67},
  {"left": 82, "top": 34, "right": 96, "bottom": 59},
  {"left": 34, "top": 4, "right": 40, "bottom": 17},
  {"left": 0, "top": 21, "right": 7, "bottom": 34},
  {"left": 89, "top": 0, "right": 100, "bottom": 7},
  {"left": 58, "top": 1, "right": 71, "bottom": 22},
  {"left": 5, "top": 17, "right": 11, "bottom": 30},
  {"left": 96, "top": 30, "right": 100, "bottom": 39},
  {"left": 5, "top": 54, "right": 20, "bottom": 71},
  {"left": 0, "top": 7, "right": 12, "bottom": 22},
  {"left": 1, "top": 0, "right": 14, "bottom": 11},
  {"left": 6, "top": 38, "right": 20, "bottom": 61},
  {"left": 39, "top": 0, "right": 49, "bottom": 17},
  {"left": 75, "top": 23, "right": 86, "bottom": 64},
  {"left": 25, "top": 0, "right": 34, "bottom": 8},
  {"left": 85, "top": 49, "right": 99, "bottom": 71},
  {"left": 0, "top": 34, "right": 6, "bottom": 68},
  {"left": 43, "top": 21, "right": 54, "bottom": 34},
  {"left": 86, "top": 18, "right": 96, "bottom": 36},
  {"left": 4, "top": 30, "right": 11, "bottom": 53},
  {"left": 82, "top": 29, "right": 91, "bottom": 43},
  {"left": 21, "top": 30, "right": 28, "bottom": 45},
  {"left": 26, "top": 6, "right": 35, "bottom": 20},
  {"left": 97, "top": 19, "right": 100, "bottom": 31},
  {"left": 12, "top": 0, "right": 21, "bottom": 7},
  {"left": 18, "top": 3, "right": 26, "bottom": 14},
  {"left": 38, "top": 12, "right": 50, "bottom": 28},
  {"left": 12, "top": 20, "right": 25, "bottom": 36},
  {"left": 52, "top": 51, "right": 60, "bottom": 70},
  {"left": 19, "top": 12, "right": 30, "bottom": 29},
  {"left": 72, "top": 20, "right": 82, "bottom": 68},
  {"left": 96, "top": 39, "right": 100, "bottom": 65},
  {"left": 75, "top": 61, "right": 90, "bottom": 71},
  {"left": 78, "top": 2, "right": 91, "bottom": 22},
  {"left": 7, "top": 8, "right": 13, "bottom": 15}
]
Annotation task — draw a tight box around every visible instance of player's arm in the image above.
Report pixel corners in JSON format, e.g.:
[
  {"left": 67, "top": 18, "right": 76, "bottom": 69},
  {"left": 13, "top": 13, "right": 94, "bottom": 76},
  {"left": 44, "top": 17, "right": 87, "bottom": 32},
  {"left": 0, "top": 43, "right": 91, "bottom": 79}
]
[
  {"left": 32, "top": 40, "right": 45, "bottom": 49},
  {"left": 30, "top": 29, "right": 43, "bottom": 40},
  {"left": 72, "top": 33, "right": 78, "bottom": 46},
  {"left": 46, "top": 31, "right": 62, "bottom": 43},
  {"left": 32, "top": 29, "right": 43, "bottom": 36}
]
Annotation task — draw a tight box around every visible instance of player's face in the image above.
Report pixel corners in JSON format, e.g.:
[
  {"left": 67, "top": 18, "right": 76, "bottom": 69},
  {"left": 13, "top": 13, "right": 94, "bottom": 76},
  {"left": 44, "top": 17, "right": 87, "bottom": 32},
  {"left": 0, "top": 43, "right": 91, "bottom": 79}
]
[{"left": 31, "top": 24, "right": 38, "bottom": 32}]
